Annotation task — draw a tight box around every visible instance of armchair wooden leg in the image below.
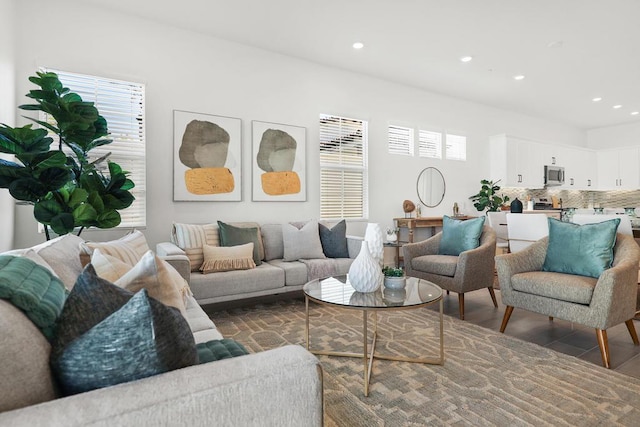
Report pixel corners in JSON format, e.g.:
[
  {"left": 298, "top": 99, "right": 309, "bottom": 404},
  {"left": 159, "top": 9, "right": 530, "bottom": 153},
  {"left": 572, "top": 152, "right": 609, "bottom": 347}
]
[
  {"left": 446, "top": 290, "right": 450, "bottom": 295},
  {"left": 625, "top": 319, "right": 639, "bottom": 345},
  {"left": 596, "top": 329, "right": 611, "bottom": 369},
  {"left": 458, "top": 293, "right": 465, "bottom": 320},
  {"left": 487, "top": 287, "right": 498, "bottom": 308},
  {"left": 500, "top": 306, "right": 514, "bottom": 333},
  {"left": 549, "top": 316, "right": 554, "bottom": 321}
]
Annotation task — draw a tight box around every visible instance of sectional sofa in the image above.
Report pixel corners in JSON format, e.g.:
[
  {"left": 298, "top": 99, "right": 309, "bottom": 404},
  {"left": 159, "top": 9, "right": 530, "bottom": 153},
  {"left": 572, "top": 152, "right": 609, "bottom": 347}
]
[{"left": 0, "top": 232, "right": 323, "bottom": 426}]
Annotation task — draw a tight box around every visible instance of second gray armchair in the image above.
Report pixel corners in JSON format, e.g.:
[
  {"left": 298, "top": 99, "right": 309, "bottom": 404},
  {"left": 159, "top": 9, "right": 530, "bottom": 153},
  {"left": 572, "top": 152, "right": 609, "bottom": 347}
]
[{"left": 403, "top": 226, "right": 498, "bottom": 320}]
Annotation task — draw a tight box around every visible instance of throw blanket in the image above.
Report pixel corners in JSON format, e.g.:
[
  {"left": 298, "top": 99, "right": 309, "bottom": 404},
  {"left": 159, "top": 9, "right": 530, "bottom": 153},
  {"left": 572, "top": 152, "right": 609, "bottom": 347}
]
[
  {"left": 300, "top": 259, "right": 346, "bottom": 281},
  {"left": 0, "top": 255, "right": 67, "bottom": 340}
]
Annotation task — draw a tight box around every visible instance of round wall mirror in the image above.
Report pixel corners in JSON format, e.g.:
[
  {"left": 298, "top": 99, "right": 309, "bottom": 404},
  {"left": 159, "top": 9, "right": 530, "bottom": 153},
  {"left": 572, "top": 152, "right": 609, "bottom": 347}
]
[{"left": 416, "top": 167, "right": 446, "bottom": 207}]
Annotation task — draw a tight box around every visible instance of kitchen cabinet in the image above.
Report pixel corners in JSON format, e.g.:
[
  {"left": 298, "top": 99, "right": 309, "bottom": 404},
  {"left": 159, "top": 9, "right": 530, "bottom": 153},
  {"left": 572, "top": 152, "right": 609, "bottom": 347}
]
[
  {"left": 596, "top": 147, "right": 640, "bottom": 190},
  {"left": 563, "top": 148, "right": 597, "bottom": 190},
  {"left": 490, "top": 134, "right": 544, "bottom": 188}
]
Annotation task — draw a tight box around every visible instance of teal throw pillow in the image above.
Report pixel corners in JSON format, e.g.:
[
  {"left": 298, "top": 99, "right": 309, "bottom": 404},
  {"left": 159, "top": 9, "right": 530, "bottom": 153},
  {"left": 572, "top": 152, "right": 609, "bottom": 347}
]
[
  {"left": 0, "top": 255, "right": 67, "bottom": 340},
  {"left": 217, "top": 221, "right": 263, "bottom": 265},
  {"left": 543, "top": 217, "right": 619, "bottom": 278},
  {"left": 438, "top": 216, "right": 486, "bottom": 256},
  {"left": 51, "top": 265, "right": 198, "bottom": 395}
]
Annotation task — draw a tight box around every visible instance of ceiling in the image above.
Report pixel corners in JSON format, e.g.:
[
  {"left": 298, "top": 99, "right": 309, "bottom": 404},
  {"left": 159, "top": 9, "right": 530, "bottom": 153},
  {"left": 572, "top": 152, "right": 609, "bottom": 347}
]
[{"left": 84, "top": 0, "right": 640, "bottom": 130}]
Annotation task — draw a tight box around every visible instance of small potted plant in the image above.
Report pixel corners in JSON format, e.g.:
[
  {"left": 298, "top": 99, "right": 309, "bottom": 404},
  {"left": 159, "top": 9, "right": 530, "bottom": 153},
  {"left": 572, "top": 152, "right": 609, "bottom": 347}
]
[
  {"left": 385, "top": 227, "right": 399, "bottom": 243},
  {"left": 382, "top": 266, "right": 406, "bottom": 289}
]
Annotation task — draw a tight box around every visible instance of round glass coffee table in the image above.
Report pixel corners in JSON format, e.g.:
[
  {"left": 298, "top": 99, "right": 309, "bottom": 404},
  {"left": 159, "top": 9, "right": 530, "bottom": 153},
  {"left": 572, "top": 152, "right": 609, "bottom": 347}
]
[{"left": 303, "top": 275, "right": 444, "bottom": 396}]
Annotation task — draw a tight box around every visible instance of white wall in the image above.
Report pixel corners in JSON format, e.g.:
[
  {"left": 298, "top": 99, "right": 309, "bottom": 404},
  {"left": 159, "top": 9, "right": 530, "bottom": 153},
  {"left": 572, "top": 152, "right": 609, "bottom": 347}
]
[
  {"left": 0, "top": 0, "right": 15, "bottom": 252},
  {"left": 587, "top": 122, "right": 640, "bottom": 149},
  {"left": 11, "top": 0, "right": 587, "bottom": 249}
]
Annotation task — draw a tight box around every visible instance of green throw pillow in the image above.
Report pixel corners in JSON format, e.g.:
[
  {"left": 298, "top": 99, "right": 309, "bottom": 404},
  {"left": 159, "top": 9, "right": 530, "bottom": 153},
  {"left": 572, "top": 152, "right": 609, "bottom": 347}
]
[
  {"left": 217, "top": 221, "right": 263, "bottom": 266},
  {"left": 0, "top": 255, "right": 67, "bottom": 340},
  {"left": 438, "top": 215, "right": 486, "bottom": 256},
  {"left": 542, "top": 217, "right": 619, "bottom": 278}
]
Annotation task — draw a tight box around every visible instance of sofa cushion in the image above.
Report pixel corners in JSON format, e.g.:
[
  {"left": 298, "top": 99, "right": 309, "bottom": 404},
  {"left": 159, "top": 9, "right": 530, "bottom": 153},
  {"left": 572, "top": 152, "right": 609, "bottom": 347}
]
[
  {"left": 201, "top": 242, "right": 256, "bottom": 273},
  {"left": 189, "top": 263, "right": 284, "bottom": 300},
  {"left": 543, "top": 218, "right": 619, "bottom": 279},
  {"left": 80, "top": 230, "right": 150, "bottom": 267},
  {"left": 512, "top": 271, "right": 598, "bottom": 304},
  {"left": 412, "top": 254, "right": 458, "bottom": 277},
  {"left": 266, "top": 259, "right": 309, "bottom": 286},
  {"left": 282, "top": 220, "right": 326, "bottom": 262},
  {"left": 319, "top": 219, "right": 349, "bottom": 258},
  {"left": 439, "top": 215, "right": 486, "bottom": 256},
  {"left": 5, "top": 234, "right": 85, "bottom": 290},
  {"left": 50, "top": 266, "right": 198, "bottom": 396},
  {"left": 91, "top": 249, "right": 189, "bottom": 318},
  {"left": 0, "top": 255, "right": 67, "bottom": 340},
  {"left": 197, "top": 339, "right": 249, "bottom": 363},
  {"left": 0, "top": 300, "right": 58, "bottom": 412},
  {"left": 172, "top": 222, "right": 220, "bottom": 272},
  {"left": 218, "top": 221, "right": 263, "bottom": 266},
  {"left": 261, "top": 223, "right": 284, "bottom": 261}
]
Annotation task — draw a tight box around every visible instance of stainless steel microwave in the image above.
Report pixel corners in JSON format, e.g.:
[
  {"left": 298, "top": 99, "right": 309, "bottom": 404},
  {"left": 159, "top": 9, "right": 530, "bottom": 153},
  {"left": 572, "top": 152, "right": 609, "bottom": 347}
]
[{"left": 544, "top": 165, "right": 565, "bottom": 186}]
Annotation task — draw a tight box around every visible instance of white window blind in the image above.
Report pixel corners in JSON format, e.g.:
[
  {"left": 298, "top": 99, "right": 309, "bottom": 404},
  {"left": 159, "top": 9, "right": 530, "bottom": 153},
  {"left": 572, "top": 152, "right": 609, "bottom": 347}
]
[
  {"left": 445, "top": 133, "right": 467, "bottom": 161},
  {"left": 42, "top": 69, "right": 146, "bottom": 228},
  {"left": 388, "top": 125, "right": 414, "bottom": 156},
  {"left": 418, "top": 130, "right": 442, "bottom": 159},
  {"left": 319, "top": 114, "right": 368, "bottom": 220}
]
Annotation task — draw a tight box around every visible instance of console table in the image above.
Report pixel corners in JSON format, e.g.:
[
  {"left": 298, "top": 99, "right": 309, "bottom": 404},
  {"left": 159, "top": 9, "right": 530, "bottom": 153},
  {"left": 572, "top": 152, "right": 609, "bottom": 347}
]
[{"left": 394, "top": 216, "right": 474, "bottom": 243}]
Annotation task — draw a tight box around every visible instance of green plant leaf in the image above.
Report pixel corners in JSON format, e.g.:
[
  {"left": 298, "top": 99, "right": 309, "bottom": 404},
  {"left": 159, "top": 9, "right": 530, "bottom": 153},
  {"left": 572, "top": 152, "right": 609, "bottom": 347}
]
[
  {"left": 9, "top": 177, "right": 47, "bottom": 202},
  {"left": 34, "top": 199, "right": 63, "bottom": 223},
  {"left": 87, "top": 191, "right": 105, "bottom": 213},
  {"left": 69, "top": 188, "right": 89, "bottom": 208},
  {"left": 103, "top": 190, "right": 135, "bottom": 210},
  {"left": 50, "top": 213, "right": 76, "bottom": 235},
  {"left": 73, "top": 203, "right": 97, "bottom": 224},
  {"left": 96, "top": 210, "right": 121, "bottom": 229}
]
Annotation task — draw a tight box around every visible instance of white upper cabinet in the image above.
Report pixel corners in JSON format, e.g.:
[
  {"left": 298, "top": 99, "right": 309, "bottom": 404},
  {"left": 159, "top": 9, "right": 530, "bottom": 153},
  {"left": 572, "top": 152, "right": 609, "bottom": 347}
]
[
  {"left": 490, "top": 134, "right": 544, "bottom": 189},
  {"left": 596, "top": 147, "right": 640, "bottom": 190},
  {"left": 563, "top": 148, "right": 597, "bottom": 190}
]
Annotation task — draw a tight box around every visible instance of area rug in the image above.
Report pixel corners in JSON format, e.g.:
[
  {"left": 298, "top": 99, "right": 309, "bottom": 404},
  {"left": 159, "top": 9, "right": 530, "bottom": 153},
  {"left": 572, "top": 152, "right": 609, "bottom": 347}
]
[{"left": 208, "top": 299, "right": 640, "bottom": 426}]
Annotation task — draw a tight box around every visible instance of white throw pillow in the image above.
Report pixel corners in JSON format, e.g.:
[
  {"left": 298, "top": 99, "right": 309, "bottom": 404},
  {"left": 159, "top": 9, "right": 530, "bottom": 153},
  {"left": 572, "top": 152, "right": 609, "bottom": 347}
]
[
  {"left": 80, "top": 230, "right": 150, "bottom": 267},
  {"left": 282, "top": 220, "right": 326, "bottom": 262}
]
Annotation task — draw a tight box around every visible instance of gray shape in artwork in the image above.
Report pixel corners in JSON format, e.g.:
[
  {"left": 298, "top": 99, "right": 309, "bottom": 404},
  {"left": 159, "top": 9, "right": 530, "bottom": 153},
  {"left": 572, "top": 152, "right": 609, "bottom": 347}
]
[
  {"left": 179, "top": 120, "right": 230, "bottom": 168},
  {"left": 256, "top": 129, "right": 297, "bottom": 172}
]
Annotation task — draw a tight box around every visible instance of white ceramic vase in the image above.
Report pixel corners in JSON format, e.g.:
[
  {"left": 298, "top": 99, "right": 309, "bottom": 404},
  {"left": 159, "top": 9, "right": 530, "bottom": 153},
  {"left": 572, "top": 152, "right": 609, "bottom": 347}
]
[
  {"left": 364, "top": 223, "right": 384, "bottom": 267},
  {"left": 348, "top": 242, "right": 383, "bottom": 293}
]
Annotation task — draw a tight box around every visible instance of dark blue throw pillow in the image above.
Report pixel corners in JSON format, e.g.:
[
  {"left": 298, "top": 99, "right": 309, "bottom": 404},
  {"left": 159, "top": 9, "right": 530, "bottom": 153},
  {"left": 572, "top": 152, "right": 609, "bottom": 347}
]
[
  {"left": 50, "top": 265, "right": 198, "bottom": 395},
  {"left": 319, "top": 220, "right": 349, "bottom": 258}
]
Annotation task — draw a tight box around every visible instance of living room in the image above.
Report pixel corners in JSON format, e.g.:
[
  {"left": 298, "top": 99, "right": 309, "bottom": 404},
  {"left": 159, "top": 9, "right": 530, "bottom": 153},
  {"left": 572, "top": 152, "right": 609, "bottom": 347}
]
[{"left": 2, "top": 0, "right": 640, "bottom": 425}]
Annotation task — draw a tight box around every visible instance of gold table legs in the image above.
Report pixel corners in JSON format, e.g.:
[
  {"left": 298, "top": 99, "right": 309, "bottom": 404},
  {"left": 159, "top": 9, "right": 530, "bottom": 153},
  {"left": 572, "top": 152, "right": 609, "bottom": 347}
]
[{"left": 305, "top": 296, "right": 445, "bottom": 397}]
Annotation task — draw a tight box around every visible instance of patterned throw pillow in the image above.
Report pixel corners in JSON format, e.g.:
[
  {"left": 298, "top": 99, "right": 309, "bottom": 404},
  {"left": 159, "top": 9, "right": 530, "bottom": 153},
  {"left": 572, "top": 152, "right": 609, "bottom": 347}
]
[
  {"left": 79, "top": 230, "right": 150, "bottom": 267},
  {"left": 171, "top": 223, "right": 220, "bottom": 272},
  {"left": 200, "top": 243, "right": 256, "bottom": 274},
  {"left": 50, "top": 266, "right": 198, "bottom": 396}
]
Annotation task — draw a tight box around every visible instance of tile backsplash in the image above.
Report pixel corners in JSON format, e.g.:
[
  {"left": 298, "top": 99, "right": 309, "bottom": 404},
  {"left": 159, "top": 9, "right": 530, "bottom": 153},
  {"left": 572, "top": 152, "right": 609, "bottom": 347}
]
[{"left": 500, "top": 188, "right": 640, "bottom": 210}]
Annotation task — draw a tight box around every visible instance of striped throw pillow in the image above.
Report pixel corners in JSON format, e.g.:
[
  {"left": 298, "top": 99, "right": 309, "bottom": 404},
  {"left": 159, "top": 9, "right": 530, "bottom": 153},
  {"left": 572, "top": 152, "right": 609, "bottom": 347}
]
[
  {"left": 80, "top": 230, "right": 150, "bottom": 267},
  {"left": 171, "top": 223, "right": 220, "bottom": 272}
]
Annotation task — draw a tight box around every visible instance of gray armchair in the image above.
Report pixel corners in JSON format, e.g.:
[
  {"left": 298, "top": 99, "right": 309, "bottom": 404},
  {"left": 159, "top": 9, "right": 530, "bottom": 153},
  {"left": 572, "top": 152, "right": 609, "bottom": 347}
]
[
  {"left": 496, "top": 234, "right": 640, "bottom": 368},
  {"left": 403, "top": 226, "right": 498, "bottom": 320}
]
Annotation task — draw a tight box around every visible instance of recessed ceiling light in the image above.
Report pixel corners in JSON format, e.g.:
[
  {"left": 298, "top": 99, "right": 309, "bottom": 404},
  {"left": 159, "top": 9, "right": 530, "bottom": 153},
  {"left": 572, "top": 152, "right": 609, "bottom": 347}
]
[
  {"left": 513, "top": 75, "right": 525, "bottom": 81},
  {"left": 632, "top": 111, "right": 639, "bottom": 116},
  {"left": 613, "top": 105, "right": 622, "bottom": 109},
  {"left": 592, "top": 97, "right": 602, "bottom": 102},
  {"left": 352, "top": 42, "right": 364, "bottom": 49},
  {"left": 460, "top": 56, "right": 473, "bottom": 63}
]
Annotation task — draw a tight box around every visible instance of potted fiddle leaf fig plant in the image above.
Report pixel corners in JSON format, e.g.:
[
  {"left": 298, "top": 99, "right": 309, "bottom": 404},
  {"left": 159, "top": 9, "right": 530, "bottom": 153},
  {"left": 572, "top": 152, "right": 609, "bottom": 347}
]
[
  {"left": 468, "top": 179, "right": 509, "bottom": 213},
  {"left": 0, "top": 71, "right": 135, "bottom": 238}
]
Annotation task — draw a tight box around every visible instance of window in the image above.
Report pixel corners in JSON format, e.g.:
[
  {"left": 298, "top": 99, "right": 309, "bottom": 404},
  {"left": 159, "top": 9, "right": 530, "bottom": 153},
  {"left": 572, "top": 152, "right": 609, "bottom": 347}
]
[
  {"left": 41, "top": 69, "right": 146, "bottom": 228},
  {"left": 388, "top": 125, "right": 414, "bottom": 156},
  {"left": 445, "top": 133, "right": 466, "bottom": 161},
  {"left": 418, "top": 130, "right": 442, "bottom": 159},
  {"left": 319, "top": 114, "right": 368, "bottom": 219}
]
